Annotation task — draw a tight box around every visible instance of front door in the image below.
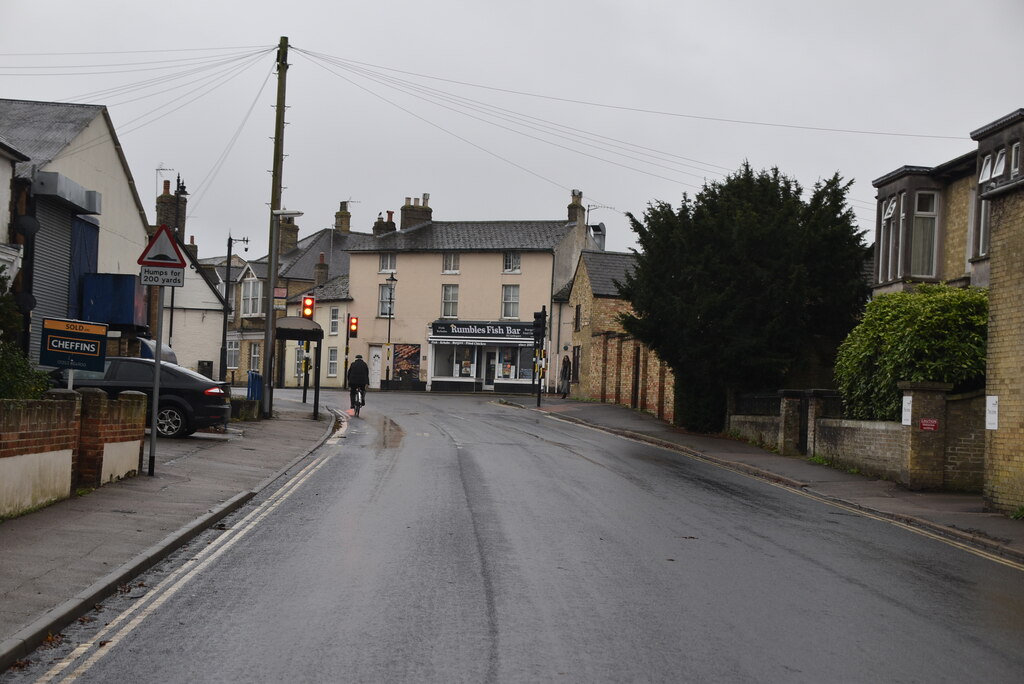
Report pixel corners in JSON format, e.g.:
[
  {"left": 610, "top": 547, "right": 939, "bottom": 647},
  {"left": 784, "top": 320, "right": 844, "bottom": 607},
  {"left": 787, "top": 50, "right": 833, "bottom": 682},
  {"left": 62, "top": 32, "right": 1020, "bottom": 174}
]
[
  {"left": 483, "top": 349, "right": 497, "bottom": 390},
  {"left": 369, "top": 345, "right": 382, "bottom": 389}
]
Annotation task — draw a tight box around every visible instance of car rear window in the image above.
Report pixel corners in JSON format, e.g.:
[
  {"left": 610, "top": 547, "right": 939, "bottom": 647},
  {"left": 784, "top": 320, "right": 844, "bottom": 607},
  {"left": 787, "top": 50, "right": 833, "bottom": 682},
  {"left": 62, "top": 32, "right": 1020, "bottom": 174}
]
[
  {"left": 163, "top": 363, "right": 216, "bottom": 383},
  {"left": 115, "top": 360, "right": 154, "bottom": 381}
]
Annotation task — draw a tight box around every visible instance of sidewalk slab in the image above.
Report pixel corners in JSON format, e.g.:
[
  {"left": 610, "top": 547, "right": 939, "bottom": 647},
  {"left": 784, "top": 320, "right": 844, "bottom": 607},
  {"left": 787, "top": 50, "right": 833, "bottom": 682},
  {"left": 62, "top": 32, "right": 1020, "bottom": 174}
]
[{"left": 0, "top": 409, "right": 334, "bottom": 671}]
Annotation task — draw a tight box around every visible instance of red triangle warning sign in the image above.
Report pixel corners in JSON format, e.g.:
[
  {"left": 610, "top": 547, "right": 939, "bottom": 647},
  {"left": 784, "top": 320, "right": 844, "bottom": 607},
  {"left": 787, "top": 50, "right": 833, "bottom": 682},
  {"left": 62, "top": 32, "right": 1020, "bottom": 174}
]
[{"left": 138, "top": 225, "right": 187, "bottom": 268}]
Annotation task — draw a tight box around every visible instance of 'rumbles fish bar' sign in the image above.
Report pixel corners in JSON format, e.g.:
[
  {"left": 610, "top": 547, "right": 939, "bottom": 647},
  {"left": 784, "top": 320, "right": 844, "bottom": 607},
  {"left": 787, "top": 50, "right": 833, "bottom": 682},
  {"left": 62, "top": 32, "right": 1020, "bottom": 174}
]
[{"left": 431, "top": 321, "right": 533, "bottom": 340}]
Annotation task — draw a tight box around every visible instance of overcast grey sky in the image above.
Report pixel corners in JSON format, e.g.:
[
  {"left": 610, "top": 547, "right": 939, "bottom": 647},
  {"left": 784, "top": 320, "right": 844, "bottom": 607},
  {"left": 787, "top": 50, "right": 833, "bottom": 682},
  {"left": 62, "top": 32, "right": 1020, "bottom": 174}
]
[{"left": 3, "top": 0, "right": 1021, "bottom": 258}]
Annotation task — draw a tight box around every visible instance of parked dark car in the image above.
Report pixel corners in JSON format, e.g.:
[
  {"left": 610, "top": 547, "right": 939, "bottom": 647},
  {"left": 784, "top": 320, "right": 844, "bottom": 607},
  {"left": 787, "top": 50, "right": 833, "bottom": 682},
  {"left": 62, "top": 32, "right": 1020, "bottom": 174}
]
[{"left": 53, "top": 357, "right": 230, "bottom": 437}]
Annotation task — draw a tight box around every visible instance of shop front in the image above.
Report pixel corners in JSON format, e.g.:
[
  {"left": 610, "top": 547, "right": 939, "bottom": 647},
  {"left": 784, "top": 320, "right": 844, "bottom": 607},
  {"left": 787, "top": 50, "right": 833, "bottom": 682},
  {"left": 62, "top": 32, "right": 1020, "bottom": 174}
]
[{"left": 428, "top": 321, "right": 537, "bottom": 393}]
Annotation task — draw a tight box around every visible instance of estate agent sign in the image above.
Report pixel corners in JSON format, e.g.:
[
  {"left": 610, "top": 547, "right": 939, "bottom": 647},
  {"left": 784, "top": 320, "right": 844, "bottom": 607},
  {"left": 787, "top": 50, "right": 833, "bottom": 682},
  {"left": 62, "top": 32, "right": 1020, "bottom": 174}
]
[{"left": 40, "top": 318, "right": 108, "bottom": 372}]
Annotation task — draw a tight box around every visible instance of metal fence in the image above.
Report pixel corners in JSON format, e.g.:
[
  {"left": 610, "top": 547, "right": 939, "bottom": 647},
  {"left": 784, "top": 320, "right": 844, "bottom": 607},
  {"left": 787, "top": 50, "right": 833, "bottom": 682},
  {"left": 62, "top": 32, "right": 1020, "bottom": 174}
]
[{"left": 733, "top": 393, "right": 781, "bottom": 417}]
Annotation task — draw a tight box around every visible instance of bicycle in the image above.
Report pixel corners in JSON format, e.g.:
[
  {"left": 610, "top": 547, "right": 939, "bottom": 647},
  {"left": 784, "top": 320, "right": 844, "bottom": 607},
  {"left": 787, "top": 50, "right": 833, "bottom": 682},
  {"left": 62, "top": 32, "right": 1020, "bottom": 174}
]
[{"left": 353, "top": 386, "right": 365, "bottom": 417}]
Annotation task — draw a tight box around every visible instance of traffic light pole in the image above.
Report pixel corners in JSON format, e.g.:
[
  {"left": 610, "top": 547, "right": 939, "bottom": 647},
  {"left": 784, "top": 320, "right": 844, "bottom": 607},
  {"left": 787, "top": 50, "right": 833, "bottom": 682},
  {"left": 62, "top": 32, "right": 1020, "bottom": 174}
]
[{"left": 534, "top": 305, "right": 546, "bottom": 407}]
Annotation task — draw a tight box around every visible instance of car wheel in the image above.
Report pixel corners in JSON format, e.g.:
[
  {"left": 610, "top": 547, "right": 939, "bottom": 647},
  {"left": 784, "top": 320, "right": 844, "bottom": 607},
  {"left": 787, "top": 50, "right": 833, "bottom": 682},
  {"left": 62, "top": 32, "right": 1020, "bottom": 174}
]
[{"left": 157, "top": 405, "right": 189, "bottom": 438}]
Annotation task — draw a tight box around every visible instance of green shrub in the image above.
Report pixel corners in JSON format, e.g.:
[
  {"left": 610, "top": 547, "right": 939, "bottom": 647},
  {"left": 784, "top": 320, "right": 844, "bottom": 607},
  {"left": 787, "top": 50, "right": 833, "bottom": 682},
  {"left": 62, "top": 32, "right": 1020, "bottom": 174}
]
[
  {"left": 0, "top": 339, "right": 50, "bottom": 400},
  {"left": 835, "top": 284, "right": 987, "bottom": 420}
]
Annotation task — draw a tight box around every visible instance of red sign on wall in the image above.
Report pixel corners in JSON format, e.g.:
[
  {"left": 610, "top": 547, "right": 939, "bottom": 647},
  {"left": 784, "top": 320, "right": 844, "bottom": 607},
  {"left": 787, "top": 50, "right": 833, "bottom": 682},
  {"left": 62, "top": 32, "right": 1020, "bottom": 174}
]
[{"left": 920, "top": 418, "right": 939, "bottom": 431}]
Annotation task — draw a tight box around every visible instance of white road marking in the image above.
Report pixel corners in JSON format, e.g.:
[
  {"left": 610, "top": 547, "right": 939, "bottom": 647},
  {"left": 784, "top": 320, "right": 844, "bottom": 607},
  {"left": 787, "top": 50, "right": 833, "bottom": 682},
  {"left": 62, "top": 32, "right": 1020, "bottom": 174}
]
[{"left": 37, "top": 451, "right": 335, "bottom": 682}]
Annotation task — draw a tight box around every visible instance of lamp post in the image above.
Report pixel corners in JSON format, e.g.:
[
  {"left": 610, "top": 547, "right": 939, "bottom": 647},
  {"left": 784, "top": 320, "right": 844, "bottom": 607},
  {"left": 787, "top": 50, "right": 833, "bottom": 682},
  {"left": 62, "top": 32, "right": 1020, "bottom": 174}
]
[
  {"left": 385, "top": 272, "right": 397, "bottom": 386},
  {"left": 220, "top": 234, "right": 248, "bottom": 382},
  {"left": 262, "top": 209, "right": 303, "bottom": 418}
]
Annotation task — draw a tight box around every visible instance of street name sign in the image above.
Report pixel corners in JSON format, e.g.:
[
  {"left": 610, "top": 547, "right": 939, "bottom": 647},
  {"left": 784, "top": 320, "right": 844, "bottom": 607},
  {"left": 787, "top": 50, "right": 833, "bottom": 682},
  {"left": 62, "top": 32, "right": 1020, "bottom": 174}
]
[{"left": 40, "top": 318, "right": 108, "bottom": 372}]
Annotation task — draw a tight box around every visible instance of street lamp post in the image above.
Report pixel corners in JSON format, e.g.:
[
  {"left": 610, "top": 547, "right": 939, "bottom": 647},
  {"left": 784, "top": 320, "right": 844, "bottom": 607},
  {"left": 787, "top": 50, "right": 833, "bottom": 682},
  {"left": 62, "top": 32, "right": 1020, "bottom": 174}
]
[
  {"left": 219, "top": 235, "right": 248, "bottom": 382},
  {"left": 262, "top": 209, "right": 303, "bottom": 418},
  {"left": 385, "top": 272, "right": 397, "bottom": 387}
]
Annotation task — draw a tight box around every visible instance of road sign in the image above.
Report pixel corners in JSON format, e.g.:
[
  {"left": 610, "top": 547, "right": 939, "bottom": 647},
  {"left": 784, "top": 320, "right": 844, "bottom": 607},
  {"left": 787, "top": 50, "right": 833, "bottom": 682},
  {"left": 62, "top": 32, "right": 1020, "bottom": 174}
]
[
  {"left": 140, "top": 265, "right": 185, "bottom": 287},
  {"left": 138, "top": 224, "right": 187, "bottom": 268},
  {"left": 40, "top": 318, "right": 107, "bottom": 372}
]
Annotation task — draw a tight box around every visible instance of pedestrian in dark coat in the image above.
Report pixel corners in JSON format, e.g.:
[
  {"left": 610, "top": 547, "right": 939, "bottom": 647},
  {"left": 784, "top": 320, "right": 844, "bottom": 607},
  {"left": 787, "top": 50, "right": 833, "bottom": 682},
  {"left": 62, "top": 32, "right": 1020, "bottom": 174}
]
[{"left": 559, "top": 355, "right": 572, "bottom": 399}]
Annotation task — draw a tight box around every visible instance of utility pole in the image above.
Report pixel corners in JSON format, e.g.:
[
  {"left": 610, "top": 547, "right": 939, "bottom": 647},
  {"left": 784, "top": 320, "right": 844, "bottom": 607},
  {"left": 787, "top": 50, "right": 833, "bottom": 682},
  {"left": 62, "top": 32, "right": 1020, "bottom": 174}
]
[{"left": 262, "top": 36, "right": 290, "bottom": 419}]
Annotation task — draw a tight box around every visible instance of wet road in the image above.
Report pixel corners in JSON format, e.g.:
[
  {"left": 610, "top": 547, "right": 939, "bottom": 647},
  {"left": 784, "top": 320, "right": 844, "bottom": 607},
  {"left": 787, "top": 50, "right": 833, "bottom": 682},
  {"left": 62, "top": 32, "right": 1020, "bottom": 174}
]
[{"left": 14, "top": 393, "right": 1024, "bottom": 683}]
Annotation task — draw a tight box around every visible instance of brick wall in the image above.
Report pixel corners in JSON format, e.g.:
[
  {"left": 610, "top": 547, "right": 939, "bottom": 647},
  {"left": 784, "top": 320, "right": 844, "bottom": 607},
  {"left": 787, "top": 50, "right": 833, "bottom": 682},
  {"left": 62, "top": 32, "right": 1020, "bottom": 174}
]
[
  {"left": 568, "top": 276, "right": 677, "bottom": 423},
  {"left": 813, "top": 419, "right": 905, "bottom": 481},
  {"left": 0, "top": 389, "right": 147, "bottom": 518},
  {"left": 729, "top": 415, "right": 780, "bottom": 449},
  {"left": 945, "top": 391, "right": 985, "bottom": 491},
  {"left": 77, "top": 388, "right": 147, "bottom": 487},
  {"left": 941, "top": 176, "right": 973, "bottom": 282},
  {"left": 985, "top": 186, "right": 1024, "bottom": 511},
  {"left": 729, "top": 384, "right": 985, "bottom": 492}
]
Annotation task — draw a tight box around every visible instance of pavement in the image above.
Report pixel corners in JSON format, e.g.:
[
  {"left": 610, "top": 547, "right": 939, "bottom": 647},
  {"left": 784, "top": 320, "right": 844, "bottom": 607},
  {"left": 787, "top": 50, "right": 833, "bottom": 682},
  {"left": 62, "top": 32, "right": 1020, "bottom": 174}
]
[{"left": 2, "top": 393, "right": 1023, "bottom": 672}]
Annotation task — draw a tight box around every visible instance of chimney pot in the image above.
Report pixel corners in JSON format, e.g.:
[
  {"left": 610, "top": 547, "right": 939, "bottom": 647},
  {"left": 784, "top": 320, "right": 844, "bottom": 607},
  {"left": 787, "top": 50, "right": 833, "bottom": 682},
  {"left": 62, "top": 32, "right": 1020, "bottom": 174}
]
[
  {"left": 422, "top": 193, "right": 430, "bottom": 207},
  {"left": 162, "top": 180, "right": 171, "bottom": 195},
  {"left": 405, "top": 197, "right": 412, "bottom": 207},
  {"left": 387, "top": 210, "right": 394, "bottom": 222},
  {"left": 319, "top": 252, "right": 325, "bottom": 264}
]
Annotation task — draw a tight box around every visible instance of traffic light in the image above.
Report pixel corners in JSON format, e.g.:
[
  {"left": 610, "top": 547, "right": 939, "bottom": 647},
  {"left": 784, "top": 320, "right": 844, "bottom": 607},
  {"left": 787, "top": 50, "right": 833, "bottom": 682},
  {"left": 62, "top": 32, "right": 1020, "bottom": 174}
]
[
  {"left": 300, "top": 294, "right": 315, "bottom": 320},
  {"left": 532, "top": 307, "right": 546, "bottom": 345},
  {"left": 348, "top": 315, "right": 359, "bottom": 338}
]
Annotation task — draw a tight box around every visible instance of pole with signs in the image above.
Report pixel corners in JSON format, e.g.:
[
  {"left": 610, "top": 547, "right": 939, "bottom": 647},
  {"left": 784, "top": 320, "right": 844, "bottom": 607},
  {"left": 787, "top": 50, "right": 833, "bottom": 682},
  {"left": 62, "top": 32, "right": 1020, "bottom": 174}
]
[
  {"left": 138, "top": 224, "right": 187, "bottom": 475},
  {"left": 148, "top": 286, "right": 164, "bottom": 476}
]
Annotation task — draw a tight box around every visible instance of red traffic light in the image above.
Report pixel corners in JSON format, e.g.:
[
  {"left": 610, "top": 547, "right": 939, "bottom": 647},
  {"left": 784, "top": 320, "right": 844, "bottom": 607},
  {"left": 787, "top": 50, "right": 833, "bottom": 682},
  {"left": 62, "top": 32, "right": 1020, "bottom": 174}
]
[
  {"left": 301, "top": 295, "right": 315, "bottom": 320},
  {"left": 348, "top": 315, "right": 359, "bottom": 337}
]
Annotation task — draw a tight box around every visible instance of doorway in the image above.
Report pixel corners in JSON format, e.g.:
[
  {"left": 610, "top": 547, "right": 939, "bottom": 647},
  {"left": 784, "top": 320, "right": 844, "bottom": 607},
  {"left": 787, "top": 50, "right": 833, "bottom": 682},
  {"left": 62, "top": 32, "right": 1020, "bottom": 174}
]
[
  {"left": 483, "top": 348, "right": 497, "bottom": 390},
  {"left": 369, "top": 345, "right": 382, "bottom": 388}
]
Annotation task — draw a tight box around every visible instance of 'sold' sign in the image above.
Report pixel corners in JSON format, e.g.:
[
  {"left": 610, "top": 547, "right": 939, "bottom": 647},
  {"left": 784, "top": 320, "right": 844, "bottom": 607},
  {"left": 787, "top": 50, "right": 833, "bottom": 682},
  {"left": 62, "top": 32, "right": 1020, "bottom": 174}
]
[{"left": 40, "top": 318, "right": 107, "bottom": 371}]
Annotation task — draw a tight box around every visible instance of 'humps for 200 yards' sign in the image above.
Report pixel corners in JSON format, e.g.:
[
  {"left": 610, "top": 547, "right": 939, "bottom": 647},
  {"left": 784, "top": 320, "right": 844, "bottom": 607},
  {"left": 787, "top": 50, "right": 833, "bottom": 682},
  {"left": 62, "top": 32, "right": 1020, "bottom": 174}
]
[{"left": 40, "top": 318, "right": 108, "bottom": 372}]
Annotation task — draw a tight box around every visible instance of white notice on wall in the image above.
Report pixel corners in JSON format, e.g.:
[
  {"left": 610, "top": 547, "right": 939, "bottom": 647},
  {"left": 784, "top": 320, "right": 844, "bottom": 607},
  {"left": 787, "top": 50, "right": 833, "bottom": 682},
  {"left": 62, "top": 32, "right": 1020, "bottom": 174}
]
[
  {"left": 986, "top": 395, "right": 999, "bottom": 430},
  {"left": 901, "top": 396, "right": 913, "bottom": 426}
]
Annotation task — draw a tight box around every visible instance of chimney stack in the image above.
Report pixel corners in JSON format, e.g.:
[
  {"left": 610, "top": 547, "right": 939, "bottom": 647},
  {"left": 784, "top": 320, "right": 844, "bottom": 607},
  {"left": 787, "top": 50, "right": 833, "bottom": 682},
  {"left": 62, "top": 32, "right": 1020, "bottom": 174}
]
[
  {"left": 400, "top": 192, "right": 432, "bottom": 229},
  {"left": 314, "top": 252, "right": 328, "bottom": 286},
  {"left": 184, "top": 234, "right": 198, "bottom": 259},
  {"left": 155, "top": 176, "right": 188, "bottom": 241},
  {"left": 373, "top": 210, "right": 397, "bottom": 236},
  {"left": 279, "top": 214, "right": 299, "bottom": 253},
  {"left": 334, "top": 201, "right": 351, "bottom": 234},
  {"left": 568, "top": 189, "right": 585, "bottom": 225}
]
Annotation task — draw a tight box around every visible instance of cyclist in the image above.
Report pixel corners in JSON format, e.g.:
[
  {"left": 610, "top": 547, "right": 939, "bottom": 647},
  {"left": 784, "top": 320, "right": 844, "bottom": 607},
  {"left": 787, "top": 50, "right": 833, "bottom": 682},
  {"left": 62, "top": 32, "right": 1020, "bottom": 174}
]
[{"left": 347, "top": 354, "right": 369, "bottom": 410}]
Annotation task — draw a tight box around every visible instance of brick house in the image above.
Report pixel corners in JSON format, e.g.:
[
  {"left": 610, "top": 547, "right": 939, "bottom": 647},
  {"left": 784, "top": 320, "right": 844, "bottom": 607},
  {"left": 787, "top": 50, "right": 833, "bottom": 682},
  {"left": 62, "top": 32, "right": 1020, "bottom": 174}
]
[
  {"left": 973, "top": 110, "right": 1024, "bottom": 512},
  {"left": 567, "top": 250, "right": 676, "bottom": 423},
  {"left": 871, "top": 108, "right": 1024, "bottom": 512}
]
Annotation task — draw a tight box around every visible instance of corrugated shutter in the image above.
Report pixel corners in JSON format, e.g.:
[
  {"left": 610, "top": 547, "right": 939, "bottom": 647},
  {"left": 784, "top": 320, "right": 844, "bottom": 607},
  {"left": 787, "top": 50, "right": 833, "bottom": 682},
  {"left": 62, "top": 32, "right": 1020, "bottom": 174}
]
[{"left": 30, "top": 199, "right": 73, "bottom": 364}]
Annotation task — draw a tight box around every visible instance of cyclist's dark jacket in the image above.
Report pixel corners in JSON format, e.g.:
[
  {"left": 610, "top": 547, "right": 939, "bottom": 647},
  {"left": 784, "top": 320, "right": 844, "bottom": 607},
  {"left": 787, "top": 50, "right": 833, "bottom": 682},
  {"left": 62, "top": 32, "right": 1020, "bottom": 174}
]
[{"left": 348, "top": 358, "right": 369, "bottom": 386}]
